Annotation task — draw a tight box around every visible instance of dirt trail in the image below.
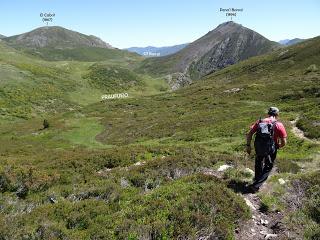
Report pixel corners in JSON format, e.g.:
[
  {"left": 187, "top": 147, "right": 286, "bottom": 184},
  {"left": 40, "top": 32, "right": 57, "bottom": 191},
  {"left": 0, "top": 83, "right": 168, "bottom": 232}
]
[
  {"left": 234, "top": 166, "right": 288, "bottom": 240},
  {"left": 201, "top": 165, "right": 288, "bottom": 239},
  {"left": 235, "top": 190, "right": 286, "bottom": 240}
]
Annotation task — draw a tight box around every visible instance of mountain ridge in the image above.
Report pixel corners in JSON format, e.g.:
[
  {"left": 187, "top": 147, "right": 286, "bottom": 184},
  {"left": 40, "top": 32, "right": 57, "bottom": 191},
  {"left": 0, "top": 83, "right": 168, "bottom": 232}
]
[
  {"left": 3, "top": 26, "right": 113, "bottom": 49},
  {"left": 278, "top": 38, "right": 305, "bottom": 46},
  {"left": 138, "top": 21, "right": 280, "bottom": 89},
  {"left": 1, "top": 26, "right": 146, "bottom": 62}
]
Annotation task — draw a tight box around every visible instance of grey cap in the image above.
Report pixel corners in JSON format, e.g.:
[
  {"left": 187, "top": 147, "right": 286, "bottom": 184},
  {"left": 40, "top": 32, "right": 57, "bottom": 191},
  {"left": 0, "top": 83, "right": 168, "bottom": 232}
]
[{"left": 268, "top": 107, "right": 280, "bottom": 116}]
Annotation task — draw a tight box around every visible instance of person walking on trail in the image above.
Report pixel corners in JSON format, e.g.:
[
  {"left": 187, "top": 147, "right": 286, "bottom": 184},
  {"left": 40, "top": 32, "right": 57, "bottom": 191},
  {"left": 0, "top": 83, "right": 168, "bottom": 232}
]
[{"left": 245, "top": 107, "right": 287, "bottom": 193}]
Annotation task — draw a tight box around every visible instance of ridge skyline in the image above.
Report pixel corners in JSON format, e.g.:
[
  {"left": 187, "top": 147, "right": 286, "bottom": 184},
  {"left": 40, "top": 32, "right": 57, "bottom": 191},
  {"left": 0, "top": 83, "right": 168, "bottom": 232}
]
[{"left": 1, "top": 20, "right": 314, "bottom": 50}]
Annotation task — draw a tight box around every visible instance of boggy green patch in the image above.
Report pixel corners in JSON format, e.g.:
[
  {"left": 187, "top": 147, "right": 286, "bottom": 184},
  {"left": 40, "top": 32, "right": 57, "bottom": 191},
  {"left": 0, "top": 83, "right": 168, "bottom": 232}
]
[{"left": 59, "top": 117, "right": 107, "bottom": 148}]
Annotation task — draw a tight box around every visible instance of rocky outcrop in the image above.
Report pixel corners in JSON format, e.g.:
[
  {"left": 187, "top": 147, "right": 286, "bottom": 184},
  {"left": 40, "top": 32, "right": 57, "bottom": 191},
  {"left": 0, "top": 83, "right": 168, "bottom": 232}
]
[{"left": 166, "top": 72, "right": 192, "bottom": 90}]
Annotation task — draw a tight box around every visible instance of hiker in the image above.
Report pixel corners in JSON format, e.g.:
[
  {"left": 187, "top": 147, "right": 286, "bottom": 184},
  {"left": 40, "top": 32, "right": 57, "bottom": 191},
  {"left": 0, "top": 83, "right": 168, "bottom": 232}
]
[{"left": 245, "top": 107, "right": 287, "bottom": 193}]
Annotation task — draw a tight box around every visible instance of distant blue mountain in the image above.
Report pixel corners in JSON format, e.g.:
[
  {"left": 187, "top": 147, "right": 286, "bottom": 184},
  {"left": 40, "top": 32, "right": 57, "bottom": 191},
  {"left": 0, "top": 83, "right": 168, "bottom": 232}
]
[
  {"left": 278, "top": 39, "right": 290, "bottom": 45},
  {"left": 125, "top": 43, "right": 189, "bottom": 57},
  {"left": 278, "top": 38, "right": 305, "bottom": 46}
]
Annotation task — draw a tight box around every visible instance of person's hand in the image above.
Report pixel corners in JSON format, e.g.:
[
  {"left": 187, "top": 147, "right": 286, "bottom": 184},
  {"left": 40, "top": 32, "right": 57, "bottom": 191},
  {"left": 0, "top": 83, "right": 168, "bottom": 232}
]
[{"left": 246, "top": 145, "right": 251, "bottom": 155}]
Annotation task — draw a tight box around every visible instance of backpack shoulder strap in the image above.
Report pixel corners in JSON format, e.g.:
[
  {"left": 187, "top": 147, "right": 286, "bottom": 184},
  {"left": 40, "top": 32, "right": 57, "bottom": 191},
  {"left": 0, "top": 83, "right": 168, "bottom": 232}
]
[{"left": 270, "top": 119, "right": 277, "bottom": 136}]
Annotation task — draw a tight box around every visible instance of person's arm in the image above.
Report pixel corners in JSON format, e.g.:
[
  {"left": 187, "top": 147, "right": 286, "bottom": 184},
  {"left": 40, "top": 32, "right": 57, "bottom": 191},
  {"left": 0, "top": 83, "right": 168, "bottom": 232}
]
[
  {"left": 246, "top": 121, "right": 258, "bottom": 154},
  {"left": 276, "top": 122, "right": 287, "bottom": 148},
  {"left": 278, "top": 137, "right": 287, "bottom": 148},
  {"left": 246, "top": 130, "right": 254, "bottom": 154}
]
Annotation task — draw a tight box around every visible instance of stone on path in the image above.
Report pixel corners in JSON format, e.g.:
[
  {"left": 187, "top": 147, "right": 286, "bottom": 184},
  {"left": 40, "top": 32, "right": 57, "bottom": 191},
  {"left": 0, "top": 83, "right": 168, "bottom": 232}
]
[
  {"left": 278, "top": 178, "right": 286, "bottom": 185},
  {"left": 265, "top": 233, "right": 278, "bottom": 239},
  {"left": 245, "top": 198, "right": 256, "bottom": 210},
  {"left": 217, "top": 164, "right": 232, "bottom": 172}
]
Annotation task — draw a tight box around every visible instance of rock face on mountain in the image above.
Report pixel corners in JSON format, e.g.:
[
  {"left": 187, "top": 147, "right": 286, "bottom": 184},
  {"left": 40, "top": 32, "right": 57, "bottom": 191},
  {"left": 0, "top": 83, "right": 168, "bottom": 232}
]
[
  {"left": 140, "top": 21, "right": 280, "bottom": 89},
  {"left": 0, "top": 34, "right": 6, "bottom": 39},
  {"left": 180, "top": 21, "right": 279, "bottom": 77},
  {"left": 3, "top": 26, "right": 113, "bottom": 49},
  {"left": 187, "top": 23, "right": 280, "bottom": 79}
]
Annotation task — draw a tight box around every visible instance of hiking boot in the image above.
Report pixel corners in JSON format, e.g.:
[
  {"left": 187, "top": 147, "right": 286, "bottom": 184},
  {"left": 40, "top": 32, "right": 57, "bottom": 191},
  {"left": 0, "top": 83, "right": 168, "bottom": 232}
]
[{"left": 244, "top": 184, "right": 260, "bottom": 194}]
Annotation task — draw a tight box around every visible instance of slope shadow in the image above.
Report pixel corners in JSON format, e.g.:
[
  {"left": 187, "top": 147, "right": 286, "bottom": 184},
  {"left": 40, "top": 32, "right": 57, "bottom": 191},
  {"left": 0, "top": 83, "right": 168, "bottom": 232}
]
[{"left": 227, "top": 179, "right": 249, "bottom": 194}]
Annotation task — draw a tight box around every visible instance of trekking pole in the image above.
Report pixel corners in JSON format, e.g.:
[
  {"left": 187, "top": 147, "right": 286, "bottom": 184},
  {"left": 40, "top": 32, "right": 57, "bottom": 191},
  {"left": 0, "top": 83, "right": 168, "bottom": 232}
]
[
  {"left": 235, "top": 153, "right": 238, "bottom": 180},
  {"left": 236, "top": 152, "right": 241, "bottom": 180},
  {"left": 244, "top": 152, "right": 248, "bottom": 169}
]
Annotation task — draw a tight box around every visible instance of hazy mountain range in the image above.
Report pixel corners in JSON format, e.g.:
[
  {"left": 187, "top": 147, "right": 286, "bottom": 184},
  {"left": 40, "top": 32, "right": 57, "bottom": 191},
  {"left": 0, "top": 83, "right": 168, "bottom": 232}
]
[
  {"left": 126, "top": 43, "right": 189, "bottom": 57},
  {"left": 279, "top": 38, "right": 305, "bottom": 46}
]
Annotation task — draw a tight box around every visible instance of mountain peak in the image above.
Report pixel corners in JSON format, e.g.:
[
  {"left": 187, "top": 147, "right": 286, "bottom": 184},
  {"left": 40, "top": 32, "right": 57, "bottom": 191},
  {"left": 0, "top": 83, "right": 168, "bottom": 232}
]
[
  {"left": 4, "top": 26, "right": 113, "bottom": 49},
  {"left": 214, "top": 21, "right": 244, "bottom": 32},
  {"left": 140, "top": 21, "right": 280, "bottom": 89},
  {"left": 217, "top": 21, "right": 236, "bottom": 26}
]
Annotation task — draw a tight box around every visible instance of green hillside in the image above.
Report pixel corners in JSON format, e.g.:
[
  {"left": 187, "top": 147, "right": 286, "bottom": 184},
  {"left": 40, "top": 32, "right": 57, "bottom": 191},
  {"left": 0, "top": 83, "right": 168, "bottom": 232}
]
[
  {"left": 84, "top": 64, "right": 144, "bottom": 91},
  {"left": 0, "top": 41, "right": 167, "bottom": 120},
  {"left": 0, "top": 32, "right": 319, "bottom": 240},
  {"left": 0, "top": 41, "right": 76, "bottom": 119},
  {"left": 3, "top": 26, "right": 142, "bottom": 62},
  {"left": 22, "top": 47, "right": 143, "bottom": 62}
]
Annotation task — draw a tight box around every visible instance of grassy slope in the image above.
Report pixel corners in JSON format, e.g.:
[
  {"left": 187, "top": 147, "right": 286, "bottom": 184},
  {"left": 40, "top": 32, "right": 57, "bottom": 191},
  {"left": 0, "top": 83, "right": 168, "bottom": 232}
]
[
  {"left": 0, "top": 42, "right": 77, "bottom": 119},
  {"left": 22, "top": 47, "right": 142, "bottom": 62},
  {"left": 0, "top": 38, "right": 319, "bottom": 239},
  {"left": 136, "top": 52, "right": 183, "bottom": 76},
  {"left": 0, "top": 41, "right": 168, "bottom": 120}
]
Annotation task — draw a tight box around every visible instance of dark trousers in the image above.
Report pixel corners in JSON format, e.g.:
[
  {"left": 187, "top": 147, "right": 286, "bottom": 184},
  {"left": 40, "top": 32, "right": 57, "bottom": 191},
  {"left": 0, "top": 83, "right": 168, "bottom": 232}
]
[{"left": 253, "top": 149, "right": 277, "bottom": 189}]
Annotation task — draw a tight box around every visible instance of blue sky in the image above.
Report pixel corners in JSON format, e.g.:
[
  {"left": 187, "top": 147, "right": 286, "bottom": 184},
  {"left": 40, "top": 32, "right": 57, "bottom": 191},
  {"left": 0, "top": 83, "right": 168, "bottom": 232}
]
[{"left": 0, "top": 0, "right": 319, "bottom": 48}]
